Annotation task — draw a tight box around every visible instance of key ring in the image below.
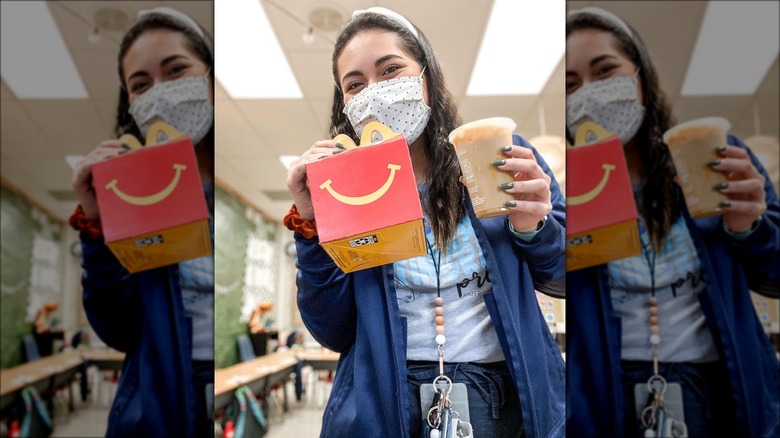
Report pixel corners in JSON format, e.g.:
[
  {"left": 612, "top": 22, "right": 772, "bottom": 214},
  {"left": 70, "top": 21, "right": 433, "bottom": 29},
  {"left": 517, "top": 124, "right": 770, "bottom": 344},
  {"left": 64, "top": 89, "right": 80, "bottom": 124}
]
[
  {"left": 432, "top": 375, "right": 453, "bottom": 394},
  {"left": 646, "top": 374, "right": 667, "bottom": 396}
]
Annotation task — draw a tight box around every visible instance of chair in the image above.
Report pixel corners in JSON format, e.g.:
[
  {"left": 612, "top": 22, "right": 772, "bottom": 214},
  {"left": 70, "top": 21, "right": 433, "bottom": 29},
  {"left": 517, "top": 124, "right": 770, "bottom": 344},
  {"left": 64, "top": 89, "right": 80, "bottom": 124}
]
[
  {"left": 237, "top": 334, "right": 257, "bottom": 362},
  {"left": 23, "top": 334, "right": 41, "bottom": 362}
]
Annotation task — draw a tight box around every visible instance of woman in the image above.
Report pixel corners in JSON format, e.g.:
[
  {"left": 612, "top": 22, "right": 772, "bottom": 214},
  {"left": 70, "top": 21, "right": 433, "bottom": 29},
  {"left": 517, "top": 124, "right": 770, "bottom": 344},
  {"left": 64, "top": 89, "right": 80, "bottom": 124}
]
[
  {"left": 69, "top": 7, "right": 214, "bottom": 437},
  {"left": 565, "top": 7, "right": 779, "bottom": 438},
  {"left": 285, "top": 7, "right": 566, "bottom": 438}
]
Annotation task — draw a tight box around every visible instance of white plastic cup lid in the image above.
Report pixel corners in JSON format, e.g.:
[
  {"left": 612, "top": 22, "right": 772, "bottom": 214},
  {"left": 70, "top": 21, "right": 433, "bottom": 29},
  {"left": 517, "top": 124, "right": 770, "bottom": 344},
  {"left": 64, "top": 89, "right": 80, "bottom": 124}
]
[
  {"left": 663, "top": 117, "right": 731, "bottom": 143},
  {"left": 448, "top": 117, "right": 517, "bottom": 144}
]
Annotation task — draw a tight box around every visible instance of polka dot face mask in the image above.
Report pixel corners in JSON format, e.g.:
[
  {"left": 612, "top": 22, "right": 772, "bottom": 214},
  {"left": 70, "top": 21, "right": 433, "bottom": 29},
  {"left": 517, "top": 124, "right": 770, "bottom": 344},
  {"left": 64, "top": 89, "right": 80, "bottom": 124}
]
[
  {"left": 566, "top": 73, "right": 645, "bottom": 145},
  {"left": 343, "top": 70, "right": 431, "bottom": 145},
  {"left": 128, "top": 74, "right": 214, "bottom": 145}
]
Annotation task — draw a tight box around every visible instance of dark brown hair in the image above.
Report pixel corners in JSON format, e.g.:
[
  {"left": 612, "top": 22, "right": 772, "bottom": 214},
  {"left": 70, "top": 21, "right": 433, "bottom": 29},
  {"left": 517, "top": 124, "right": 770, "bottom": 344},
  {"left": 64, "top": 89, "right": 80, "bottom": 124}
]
[
  {"left": 567, "top": 12, "right": 680, "bottom": 250},
  {"left": 114, "top": 12, "right": 214, "bottom": 152},
  {"left": 331, "top": 13, "right": 464, "bottom": 249}
]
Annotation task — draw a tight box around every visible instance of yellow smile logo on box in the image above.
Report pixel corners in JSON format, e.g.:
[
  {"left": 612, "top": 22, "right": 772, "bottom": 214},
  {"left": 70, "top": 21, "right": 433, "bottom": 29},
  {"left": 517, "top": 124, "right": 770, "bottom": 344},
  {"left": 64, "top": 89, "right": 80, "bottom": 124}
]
[
  {"left": 319, "top": 163, "right": 401, "bottom": 206},
  {"left": 105, "top": 163, "right": 187, "bottom": 206}
]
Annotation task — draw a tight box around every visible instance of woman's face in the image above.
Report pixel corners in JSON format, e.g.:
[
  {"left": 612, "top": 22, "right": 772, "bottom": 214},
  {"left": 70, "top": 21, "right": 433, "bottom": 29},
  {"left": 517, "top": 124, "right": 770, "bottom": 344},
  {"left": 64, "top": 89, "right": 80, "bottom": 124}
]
[
  {"left": 122, "top": 28, "right": 212, "bottom": 105},
  {"left": 336, "top": 29, "right": 428, "bottom": 105},
  {"left": 565, "top": 28, "right": 642, "bottom": 103}
]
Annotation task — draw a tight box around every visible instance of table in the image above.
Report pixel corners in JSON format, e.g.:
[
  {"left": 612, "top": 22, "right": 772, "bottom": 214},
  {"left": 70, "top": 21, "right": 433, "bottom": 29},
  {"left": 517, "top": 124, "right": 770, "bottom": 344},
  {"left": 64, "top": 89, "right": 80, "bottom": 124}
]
[
  {"left": 0, "top": 351, "right": 83, "bottom": 413},
  {"left": 297, "top": 350, "right": 340, "bottom": 372},
  {"left": 214, "top": 350, "right": 300, "bottom": 412},
  {"left": 80, "top": 349, "right": 125, "bottom": 371}
]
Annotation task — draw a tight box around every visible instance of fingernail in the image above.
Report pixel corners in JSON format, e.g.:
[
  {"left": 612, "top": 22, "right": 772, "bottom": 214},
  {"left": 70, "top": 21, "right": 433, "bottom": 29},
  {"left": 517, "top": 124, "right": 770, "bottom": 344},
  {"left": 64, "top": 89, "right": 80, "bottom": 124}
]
[
  {"left": 504, "top": 201, "right": 517, "bottom": 208},
  {"left": 492, "top": 159, "right": 506, "bottom": 166},
  {"left": 713, "top": 182, "right": 729, "bottom": 190},
  {"left": 706, "top": 160, "right": 721, "bottom": 166},
  {"left": 500, "top": 146, "right": 513, "bottom": 152},
  {"left": 317, "top": 154, "right": 327, "bottom": 160},
  {"left": 333, "top": 149, "right": 345, "bottom": 155},
  {"left": 335, "top": 142, "right": 346, "bottom": 150},
  {"left": 499, "top": 182, "right": 514, "bottom": 190},
  {"left": 715, "top": 145, "right": 727, "bottom": 153},
  {"left": 719, "top": 200, "right": 731, "bottom": 208},
  {"left": 120, "top": 143, "right": 131, "bottom": 150}
]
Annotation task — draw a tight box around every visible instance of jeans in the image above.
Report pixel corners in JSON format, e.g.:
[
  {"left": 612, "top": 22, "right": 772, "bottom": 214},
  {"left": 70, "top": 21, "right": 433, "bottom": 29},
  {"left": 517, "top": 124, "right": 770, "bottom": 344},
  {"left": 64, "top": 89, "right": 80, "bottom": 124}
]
[
  {"left": 406, "top": 361, "right": 524, "bottom": 438},
  {"left": 192, "top": 360, "right": 215, "bottom": 438},
  {"left": 621, "top": 361, "right": 738, "bottom": 438}
]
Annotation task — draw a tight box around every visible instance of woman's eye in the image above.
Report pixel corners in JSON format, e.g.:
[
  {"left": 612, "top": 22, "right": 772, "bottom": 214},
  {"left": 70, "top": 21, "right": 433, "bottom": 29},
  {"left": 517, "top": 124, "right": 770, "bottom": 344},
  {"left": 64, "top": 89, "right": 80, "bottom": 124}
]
[
  {"left": 565, "top": 81, "right": 580, "bottom": 93},
  {"left": 347, "top": 82, "right": 363, "bottom": 91},
  {"left": 596, "top": 65, "right": 616, "bottom": 76},
  {"left": 130, "top": 81, "right": 149, "bottom": 93},
  {"left": 383, "top": 65, "right": 400, "bottom": 75},
  {"left": 168, "top": 65, "right": 188, "bottom": 76}
]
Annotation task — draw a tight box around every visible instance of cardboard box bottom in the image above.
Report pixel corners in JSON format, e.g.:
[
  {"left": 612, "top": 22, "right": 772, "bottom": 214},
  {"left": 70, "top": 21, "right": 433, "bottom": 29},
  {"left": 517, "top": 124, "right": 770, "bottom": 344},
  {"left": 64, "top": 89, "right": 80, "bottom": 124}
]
[
  {"left": 321, "top": 219, "right": 426, "bottom": 273},
  {"left": 566, "top": 219, "right": 641, "bottom": 272},
  {"left": 107, "top": 219, "right": 212, "bottom": 273}
]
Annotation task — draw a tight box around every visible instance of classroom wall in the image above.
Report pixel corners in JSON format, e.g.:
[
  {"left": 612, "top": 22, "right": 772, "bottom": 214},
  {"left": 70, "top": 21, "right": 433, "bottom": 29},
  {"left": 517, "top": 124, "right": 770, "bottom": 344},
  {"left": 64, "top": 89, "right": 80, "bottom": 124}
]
[
  {"left": 214, "top": 185, "right": 279, "bottom": 368},
  {"left": 0, "top": 184, "right": 63, "bottom": 368}
]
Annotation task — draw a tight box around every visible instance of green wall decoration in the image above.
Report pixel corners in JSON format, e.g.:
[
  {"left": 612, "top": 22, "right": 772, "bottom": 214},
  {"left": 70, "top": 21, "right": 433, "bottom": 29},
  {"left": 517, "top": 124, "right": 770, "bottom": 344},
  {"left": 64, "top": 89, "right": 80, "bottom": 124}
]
[
  {"left": 214, "top": 185, "right": 277, "bottom": 369},
  {"left": 0, "top": 185, "right": 62, "bottom": 368}
]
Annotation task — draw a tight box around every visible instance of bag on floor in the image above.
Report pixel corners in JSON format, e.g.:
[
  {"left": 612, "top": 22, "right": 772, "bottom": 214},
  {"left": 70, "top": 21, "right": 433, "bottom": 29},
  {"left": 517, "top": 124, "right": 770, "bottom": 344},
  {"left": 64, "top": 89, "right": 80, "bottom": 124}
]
[
  {"left": 222, "top": 385, "right": 267, "bottom": 438},
  {"left": 20, "top": 386, "right": 53, "bottom": 438}
]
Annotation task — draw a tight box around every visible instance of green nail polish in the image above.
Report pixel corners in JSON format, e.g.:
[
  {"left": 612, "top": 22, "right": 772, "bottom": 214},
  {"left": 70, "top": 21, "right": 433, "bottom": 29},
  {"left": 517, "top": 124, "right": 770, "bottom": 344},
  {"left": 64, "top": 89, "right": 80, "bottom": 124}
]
[
  {"left": 333, "top": 149, "right": 345, "bottom": 155},
  {"left": 715, "top": 145, "right": 727, "bottom": 153},
  {"left": 706, "top": 159, "right": 721, "bottom": 166},
  {"left": 492, "top": 159, "right": 506, "bottom": 166},
  {"left": 504, "top": 201, "right": 517, "bottom": 208},
  {"left": 500, "top": 182, "right": 514, "bottom": 190},
  {"left": 713, "top": 182, "right": 728, "bottom": 190},
  {"left": 500, "top": 146, "right": 513, "bottom": 152},
  {"left": 719, "top": 200, "right": 732, "bottom": 208},
  {"left": 335, "top": 142, "right": 346, "bottom": 150},
  {"left": 120, "top": 143, "right": 131, "bottom": 150}
]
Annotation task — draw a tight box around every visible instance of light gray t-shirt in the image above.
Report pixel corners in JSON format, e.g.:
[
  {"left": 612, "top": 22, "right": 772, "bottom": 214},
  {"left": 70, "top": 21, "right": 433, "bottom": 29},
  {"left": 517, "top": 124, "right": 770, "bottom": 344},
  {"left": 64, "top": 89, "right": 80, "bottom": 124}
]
[
  {"left": 394, "top": 214, "right": 505, "bottom": 363},
  {"left": 608, "top": 213, "right": 719, "bottom": 363}
]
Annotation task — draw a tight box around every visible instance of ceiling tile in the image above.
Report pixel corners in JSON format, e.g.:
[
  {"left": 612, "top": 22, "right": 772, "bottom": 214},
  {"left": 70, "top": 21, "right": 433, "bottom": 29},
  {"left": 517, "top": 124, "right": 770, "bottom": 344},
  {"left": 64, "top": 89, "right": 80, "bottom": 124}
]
[
  {"left": 1, "top": 99, "right": 59, "bottom": 158},
  {"left": 234, "top": 99, "right": 324, "bottom": 156},
  {"left": 215, "top": 100, "right": 269, "bottom": 156},
  {"left": 20, "top": 100, "right": 109, "bottom": 155},
  {"left": 672, "top": 96, "right": 752, "bottom": 130}
]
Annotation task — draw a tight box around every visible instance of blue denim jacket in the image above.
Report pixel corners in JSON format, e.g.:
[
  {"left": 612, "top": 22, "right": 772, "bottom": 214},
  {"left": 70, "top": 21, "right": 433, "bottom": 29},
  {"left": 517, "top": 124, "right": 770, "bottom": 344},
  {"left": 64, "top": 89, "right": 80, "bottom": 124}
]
[
  {"left": 81, "top": 238, "right": 196, "bottom": 437},
  {"left": 295, "top": 135, "right": 566, "bottom": 438},
  {"left": 567, "top": 135, "right": 780, "bottom": 438}
]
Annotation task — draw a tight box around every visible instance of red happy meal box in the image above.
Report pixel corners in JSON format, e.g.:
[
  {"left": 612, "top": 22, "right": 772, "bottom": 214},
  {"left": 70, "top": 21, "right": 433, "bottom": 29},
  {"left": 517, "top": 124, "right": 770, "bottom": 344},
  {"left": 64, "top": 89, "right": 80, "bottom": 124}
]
[
  {"left": 91, "top": 122, "right": 212, "bottom": 273},
  {"left": 566, "top": 122, "right": 641, "bottom": 271},
  {"left": 306, "top": 122, "right": 426, "bottom": 273}
]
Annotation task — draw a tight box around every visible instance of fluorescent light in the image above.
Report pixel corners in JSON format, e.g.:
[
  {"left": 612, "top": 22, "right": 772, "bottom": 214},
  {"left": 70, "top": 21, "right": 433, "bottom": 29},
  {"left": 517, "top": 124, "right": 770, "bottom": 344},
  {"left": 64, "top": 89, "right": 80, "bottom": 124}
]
[
  {"left": 0, "top": 2, "right": 88, "bottom": 99},
  {"left": 681, "top": 1, "right": 779, "bottom": 96},
  {"left": 279, "top": 155, "right": 298, "bottom": 170},
  {"left": 215, "top": 0, "right": 302, "bottom": 98},
  {"left": 466, "top": 0, "right": 564, "bottom": 95}
]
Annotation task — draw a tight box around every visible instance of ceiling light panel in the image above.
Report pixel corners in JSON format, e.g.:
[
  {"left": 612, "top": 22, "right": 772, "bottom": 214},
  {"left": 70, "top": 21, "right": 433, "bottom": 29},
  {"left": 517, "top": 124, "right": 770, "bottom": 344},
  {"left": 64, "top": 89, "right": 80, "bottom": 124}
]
[
  {"left": 467, "top": 0, "right": 564, "bottom": 96},
  {"left": 0, "top": 2, "right": 89, "bottom": 99},
  {"left": 215, "top": 0, "right": 303, "bottom": 99},
  {"left": 681, "top": 1, "right": 779, "bottom": 96}
]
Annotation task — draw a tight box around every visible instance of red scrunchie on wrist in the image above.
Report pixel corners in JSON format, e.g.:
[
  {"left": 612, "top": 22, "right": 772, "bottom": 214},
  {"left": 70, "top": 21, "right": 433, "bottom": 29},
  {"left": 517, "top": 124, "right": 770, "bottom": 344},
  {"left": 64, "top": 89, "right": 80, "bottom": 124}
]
[
  {"left": 68, "top": 204, "right": 103, "bottom": 239},
  {"left": 283, "top": 204, "right": 317, "bottom": 239}
]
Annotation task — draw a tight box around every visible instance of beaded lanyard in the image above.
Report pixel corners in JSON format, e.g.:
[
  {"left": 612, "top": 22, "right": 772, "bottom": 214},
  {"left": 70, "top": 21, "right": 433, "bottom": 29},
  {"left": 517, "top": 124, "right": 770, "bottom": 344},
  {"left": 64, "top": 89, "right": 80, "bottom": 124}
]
[
  {"left": 640, "top": 238, "right": 686, "bottom": 437},
  {"left": 424, "top": 236, "right": 455, "bottom": 437}
]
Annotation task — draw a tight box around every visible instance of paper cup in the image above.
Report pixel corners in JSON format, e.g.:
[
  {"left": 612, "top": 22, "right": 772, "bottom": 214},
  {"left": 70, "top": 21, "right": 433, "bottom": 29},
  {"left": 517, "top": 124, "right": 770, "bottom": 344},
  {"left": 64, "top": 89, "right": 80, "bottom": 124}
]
[
  {"left": 449, "top": 117, "right": 516, "bottom": 218},
  {"left": 663, "top": 117, "right": 730, "bottom": 218}
]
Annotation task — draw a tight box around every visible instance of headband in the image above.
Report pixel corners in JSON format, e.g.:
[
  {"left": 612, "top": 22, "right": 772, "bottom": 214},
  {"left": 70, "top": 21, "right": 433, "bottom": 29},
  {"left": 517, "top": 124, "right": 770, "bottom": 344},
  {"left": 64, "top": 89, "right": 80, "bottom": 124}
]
[
  {"left": 137, "top": 7, "right": 213, "bottom": 55},
  {"left": 351, "top": 7, "right": 419, "bottom": 41},
  {"left": 567, "top": 6, "right": 633, "bottom": 39}
]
